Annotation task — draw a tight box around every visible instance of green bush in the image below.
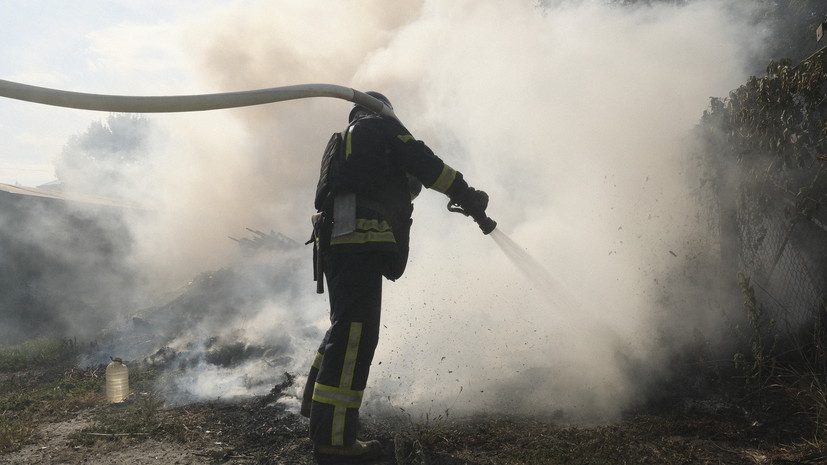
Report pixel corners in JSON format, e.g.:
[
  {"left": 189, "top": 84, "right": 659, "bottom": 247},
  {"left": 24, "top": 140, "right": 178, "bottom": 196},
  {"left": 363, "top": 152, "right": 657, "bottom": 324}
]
[{"left": 0, "top": 337, "right": 79, "bottom": 372}]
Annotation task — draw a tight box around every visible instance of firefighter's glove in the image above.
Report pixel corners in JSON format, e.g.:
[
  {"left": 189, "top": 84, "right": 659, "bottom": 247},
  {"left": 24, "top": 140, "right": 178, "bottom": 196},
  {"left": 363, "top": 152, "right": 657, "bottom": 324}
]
[
  {"left": 452, "top": 187, "right": 489, "bottom": 220},
  {"left": 448, "top": 186, "right": 496, "bottom": 234}
]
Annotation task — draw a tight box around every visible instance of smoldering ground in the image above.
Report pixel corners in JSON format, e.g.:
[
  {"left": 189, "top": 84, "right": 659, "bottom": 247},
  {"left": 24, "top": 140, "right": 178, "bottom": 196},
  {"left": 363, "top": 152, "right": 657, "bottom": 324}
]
[{"left": 5, "top": 0, "right": 771, "bottom": 423}]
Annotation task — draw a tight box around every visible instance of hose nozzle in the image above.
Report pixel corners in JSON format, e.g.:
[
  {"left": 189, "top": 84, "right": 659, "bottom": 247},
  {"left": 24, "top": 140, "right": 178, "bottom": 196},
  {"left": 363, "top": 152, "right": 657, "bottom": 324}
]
[
  {"left": 447, "top": 201, "right": 497, "bottom": 235},
  {"left": 474, "top": 214, "right": 498, "bottom": 235}
]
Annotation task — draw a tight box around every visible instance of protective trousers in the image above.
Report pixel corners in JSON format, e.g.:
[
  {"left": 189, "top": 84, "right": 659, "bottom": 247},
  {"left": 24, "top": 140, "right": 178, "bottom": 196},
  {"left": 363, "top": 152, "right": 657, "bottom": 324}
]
[{"left": 302, "top": 251, "right": 383, "bottom": 446}]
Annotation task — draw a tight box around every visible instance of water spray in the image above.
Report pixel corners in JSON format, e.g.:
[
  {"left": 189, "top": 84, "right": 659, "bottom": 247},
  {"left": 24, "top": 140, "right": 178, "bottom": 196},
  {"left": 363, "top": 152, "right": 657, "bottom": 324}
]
[{"left": 446, "top": 190, "right": 576, "bottom": 310}]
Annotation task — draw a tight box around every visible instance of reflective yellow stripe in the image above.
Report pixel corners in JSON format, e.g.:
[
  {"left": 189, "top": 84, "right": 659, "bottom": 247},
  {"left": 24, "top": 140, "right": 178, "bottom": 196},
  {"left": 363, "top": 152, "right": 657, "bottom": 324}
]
[
  {"left": 430, "top": 164, "right": 457, "bottom": 193},
  {"left": 352, "top": 218, "right": 390, "bottom": 231},
  {"left": 345, "top": 126, "right": 354, "bottom": 160},
  {"left": 312, "top": 383, "right": 364, "bottom": 407},
  {"left": 312, "top": 322, "right": 364, "bottom": 446},
  {"left": 332, "top": 405, "right": 346, "bottom": 446},
  {"left": 313, "top": 381, "right": 365, "bottom": 447},
  {"left": 312, "top": 351, "right": 323, "bottom": 370},
  {"left": 330, "top": 230, "right": 395, "bottom": 245},
  {"left": 396, "top": 134, "right": 414, "bottom": 143},
  {"left": 341, "top": 322, "right": 362, "bottom": 389},
  {"left": 329, "top": 218, "right": 395, "bottom": 246}
]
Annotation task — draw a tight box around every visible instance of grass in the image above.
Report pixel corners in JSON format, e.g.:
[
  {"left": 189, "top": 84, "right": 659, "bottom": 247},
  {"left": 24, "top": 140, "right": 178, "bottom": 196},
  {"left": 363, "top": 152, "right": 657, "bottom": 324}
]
[
  {"left": 2, "top": 308, "right": 827, "bottom": 464},
  {"left": 394, "top": 410, "right": 449, "bottom": 465},
  {"left": 0, "top": 337, "right": 80, "bottom": 373},
  {"left": 0, "top": 337, "right": 173, "bottom": 455},
  {"left": 732, "top": 273, "right": 827, "bottom": 438},
  {"left": 0, "top": 338, "right": 94, "bottom": 453},
  {"left": 392, "top": 387, "right": 464, "bottom": 464},
  {"left": 0, "top": 416, "right": 36, "bottom": 453},
  {"left": 733, "top": 273, "right": 779, "bottom": 393},
  {"left": 67, "top": 390, "right": 184, "bottom": 450}
]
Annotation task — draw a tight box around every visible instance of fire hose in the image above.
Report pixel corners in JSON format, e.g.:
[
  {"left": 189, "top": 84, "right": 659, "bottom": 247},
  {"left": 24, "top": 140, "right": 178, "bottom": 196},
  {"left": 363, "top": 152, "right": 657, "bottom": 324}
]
[
  {"left": 0, "top": 79, "right": 394, "bottom": 117},
  {"left": 0, "top": 78, "right": 496, "bottom": 234}
]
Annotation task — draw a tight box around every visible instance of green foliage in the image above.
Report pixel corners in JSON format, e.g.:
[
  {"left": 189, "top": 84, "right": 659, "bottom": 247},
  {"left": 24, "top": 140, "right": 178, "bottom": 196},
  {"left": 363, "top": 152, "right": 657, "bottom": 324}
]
[
  {"left": 0, "top": 415, "right": 36, "bottom": 454},
  {"left": 0, "top": 337, "right": 79, "bottom": 373},
  {"left": 699, "top": 51, "right": 826, "bottom": 277},
  {"left": 0, "top": 369, "right": 104, "bottom": 415},
  {"left": 701, "top": 50, "right": 827, "bottom": 440},
  {"left": 702, "top": 50, "right": 826, "bottom": 171},
  {"left": 128, "top": 391, "right": 164, "bottom": 430},
  {"left": 0, "top": 339, "right": 102, "bottom": 454},
  {"left": 54, "top": 113, "right": 156, "bottom": 197},
  {"left": 0, "top": 338, "right": 175, "bottom": 456},
  {"left": 56, "top": 114, "right": 152, "bottom": 175}
]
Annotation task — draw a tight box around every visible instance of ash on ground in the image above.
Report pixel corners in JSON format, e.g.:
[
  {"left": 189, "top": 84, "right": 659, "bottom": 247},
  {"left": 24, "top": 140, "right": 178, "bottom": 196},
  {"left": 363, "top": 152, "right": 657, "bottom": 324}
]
[{"left": 80, "top": 228, "right": 321, "bottom": 409}]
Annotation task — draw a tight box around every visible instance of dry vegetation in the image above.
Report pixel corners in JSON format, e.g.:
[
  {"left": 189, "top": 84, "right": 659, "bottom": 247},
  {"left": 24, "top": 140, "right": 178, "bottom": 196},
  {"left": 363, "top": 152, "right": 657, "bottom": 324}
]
[{"left": 1, "top": 335, "right": 827, "bottom": 464}]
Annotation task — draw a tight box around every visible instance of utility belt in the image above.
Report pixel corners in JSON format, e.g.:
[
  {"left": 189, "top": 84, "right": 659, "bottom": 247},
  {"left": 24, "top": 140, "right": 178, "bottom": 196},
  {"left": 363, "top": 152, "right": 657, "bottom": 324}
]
[{"left": 309, "top": 191, "right": 392, "bottom": 294}]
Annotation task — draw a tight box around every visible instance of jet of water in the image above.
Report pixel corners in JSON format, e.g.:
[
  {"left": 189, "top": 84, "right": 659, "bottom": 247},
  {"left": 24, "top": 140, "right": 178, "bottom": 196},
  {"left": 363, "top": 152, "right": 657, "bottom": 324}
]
[{"left": 489, "top": 228, "right": 583, "bottom": 314}]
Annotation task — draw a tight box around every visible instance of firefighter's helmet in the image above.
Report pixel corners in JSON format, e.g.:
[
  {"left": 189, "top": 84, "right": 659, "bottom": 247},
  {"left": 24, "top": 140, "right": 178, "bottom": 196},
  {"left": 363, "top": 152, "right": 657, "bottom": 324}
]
[{"left": 349, "top": 91, "right": 392, "bottom": 122}]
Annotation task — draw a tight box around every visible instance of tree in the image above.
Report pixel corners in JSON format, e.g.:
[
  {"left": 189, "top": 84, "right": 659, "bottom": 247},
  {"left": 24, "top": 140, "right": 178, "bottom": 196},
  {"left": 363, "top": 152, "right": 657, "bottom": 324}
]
[{"left": 55, "top": 113, "right": 154, "bottom": 197}]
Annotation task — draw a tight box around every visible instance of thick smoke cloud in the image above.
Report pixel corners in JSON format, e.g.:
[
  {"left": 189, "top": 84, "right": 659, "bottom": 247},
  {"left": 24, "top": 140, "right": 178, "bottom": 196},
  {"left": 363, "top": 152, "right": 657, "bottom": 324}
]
[{"left": 18, "top": 0, "right": 770, "bottom": 422}]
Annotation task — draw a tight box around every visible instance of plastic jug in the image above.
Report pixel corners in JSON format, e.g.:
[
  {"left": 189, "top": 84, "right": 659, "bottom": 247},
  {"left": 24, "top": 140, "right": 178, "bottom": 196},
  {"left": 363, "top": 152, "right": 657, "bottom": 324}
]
[{"left": 105, "top": 357, "right": 129, "bottom": 403}]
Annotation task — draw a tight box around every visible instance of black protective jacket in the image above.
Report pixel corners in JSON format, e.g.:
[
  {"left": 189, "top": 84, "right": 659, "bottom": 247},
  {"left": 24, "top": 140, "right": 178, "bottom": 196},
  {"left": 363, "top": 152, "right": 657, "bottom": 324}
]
[{"left": 319, "top": 113, "right": 468, "bottom": 279}]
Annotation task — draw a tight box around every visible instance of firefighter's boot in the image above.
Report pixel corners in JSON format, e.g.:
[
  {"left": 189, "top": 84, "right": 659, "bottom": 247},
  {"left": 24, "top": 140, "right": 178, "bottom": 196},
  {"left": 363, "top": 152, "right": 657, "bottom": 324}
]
[{"left": 313, "top": 439, "right": 382, "bottom": 464}]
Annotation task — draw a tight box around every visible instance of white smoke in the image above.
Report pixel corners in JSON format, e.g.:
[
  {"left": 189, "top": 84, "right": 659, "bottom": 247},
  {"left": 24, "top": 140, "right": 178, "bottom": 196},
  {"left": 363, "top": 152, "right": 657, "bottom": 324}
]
[{"left": 11, "top": 0, "right": 771, "bottom": 422}]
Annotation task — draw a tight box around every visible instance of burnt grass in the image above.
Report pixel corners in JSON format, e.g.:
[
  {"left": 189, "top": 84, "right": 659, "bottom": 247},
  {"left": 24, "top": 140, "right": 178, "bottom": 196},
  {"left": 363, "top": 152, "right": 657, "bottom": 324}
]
[
  {"left": 162, "top": 383, "right": 827, "bottom": 464},
  {"left": 3, "top": 356, "right": 827, "bottom": 465}
]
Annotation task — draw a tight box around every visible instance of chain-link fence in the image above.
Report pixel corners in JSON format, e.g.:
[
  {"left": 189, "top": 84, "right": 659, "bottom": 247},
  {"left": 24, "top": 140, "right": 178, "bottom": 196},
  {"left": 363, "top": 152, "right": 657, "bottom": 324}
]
[
  {"left": 698, "top": 45, "right": 827, "bottom": 343},
  {"left": 734, "top": 166, "right": 827, "bottom": 338}
]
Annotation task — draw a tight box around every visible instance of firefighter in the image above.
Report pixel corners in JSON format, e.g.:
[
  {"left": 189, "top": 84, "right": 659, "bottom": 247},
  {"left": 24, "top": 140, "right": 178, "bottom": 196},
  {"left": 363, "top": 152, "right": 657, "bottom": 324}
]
[{"left": 302, "top": 91, "right": 491, "bottom": 464}]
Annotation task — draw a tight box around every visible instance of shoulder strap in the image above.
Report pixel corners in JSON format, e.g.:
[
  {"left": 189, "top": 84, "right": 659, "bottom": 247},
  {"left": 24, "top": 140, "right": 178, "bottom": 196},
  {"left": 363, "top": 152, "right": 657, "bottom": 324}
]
[{"left": 314, "top": 130, "right": 346, "bottom": 211}]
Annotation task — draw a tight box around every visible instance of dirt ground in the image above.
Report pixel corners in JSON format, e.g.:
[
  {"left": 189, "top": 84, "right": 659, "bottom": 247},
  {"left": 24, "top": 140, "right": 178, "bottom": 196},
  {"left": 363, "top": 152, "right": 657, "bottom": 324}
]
[{"left": 3, "top": 373, "right": 827, "bottom": 465}]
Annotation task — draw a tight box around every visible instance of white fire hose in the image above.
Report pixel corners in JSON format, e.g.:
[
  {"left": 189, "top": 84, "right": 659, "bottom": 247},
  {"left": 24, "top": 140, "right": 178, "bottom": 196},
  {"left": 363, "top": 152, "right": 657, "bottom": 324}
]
[
  {"left": 0, "top": 77, "right": 498, "bottom": 234},
  {"left": 0, "top": 78, "right": 395, "bottom": 117}
]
